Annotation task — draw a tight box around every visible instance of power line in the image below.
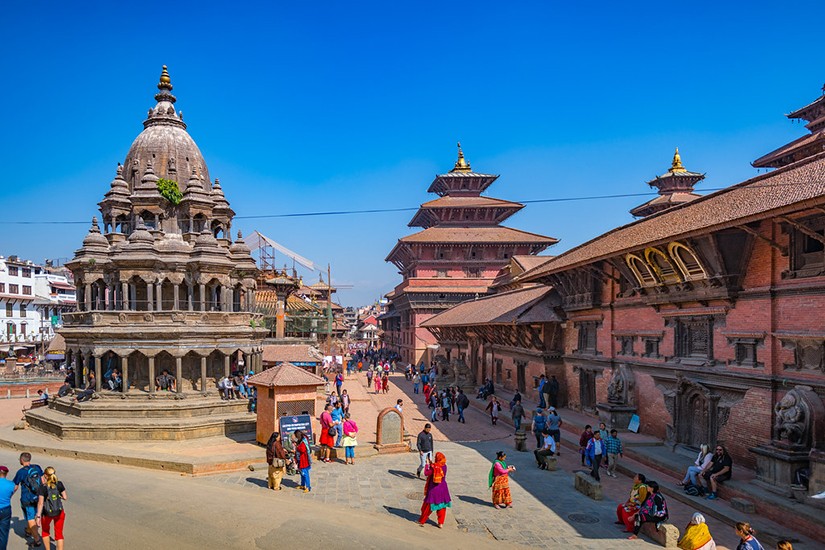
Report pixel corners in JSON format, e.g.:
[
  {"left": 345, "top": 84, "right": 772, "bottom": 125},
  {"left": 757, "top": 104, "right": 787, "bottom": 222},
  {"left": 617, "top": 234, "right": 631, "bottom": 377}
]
[{"left": 0, "top": 180, "right": 815, "bottom": 225}]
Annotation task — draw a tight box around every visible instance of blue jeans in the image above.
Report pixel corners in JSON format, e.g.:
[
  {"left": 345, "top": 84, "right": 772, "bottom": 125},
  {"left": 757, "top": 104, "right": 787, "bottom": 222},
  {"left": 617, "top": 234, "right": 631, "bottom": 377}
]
[
  {"left": 414, "top": 383, "right": 419, "bottom": 394},
  {"left": 514, "top": 417, "right": 522, "bottom": 432},
  {"left": 684, "top": 465, "right": 703, "bottom": 485},
  {"left": 430, "top": 407, "right": 438, "bottom": 421},
  {"left": 538, "top": 394, "right": 546, "bottom": 409},
  {"left": 335, "top": 424, "right": 343, "bottom": 447},
  {"left": 345, "top": 446, "right": 355, "bottom": 459},
  {"left": 458, "top": 406, "right": 465, "bottom": 422},
  {"left": 300, "top": 467, "right": 311, "bottom": 491},
  {"left": 0, "top": 505, "right": 10, "bottom": 550}
]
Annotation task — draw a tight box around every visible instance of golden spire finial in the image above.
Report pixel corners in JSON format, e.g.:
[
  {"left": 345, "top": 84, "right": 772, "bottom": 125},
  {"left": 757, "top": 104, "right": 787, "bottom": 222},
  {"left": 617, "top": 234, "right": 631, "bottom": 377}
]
[
  {"left": 158, "top": 65, "right": 173, "bottom": 91},
  {"left": 452, "top": 141, "right": 472, "bottom": 172},
  {"left": 670, "top": 147, "right": 686, "bottom": 173}
]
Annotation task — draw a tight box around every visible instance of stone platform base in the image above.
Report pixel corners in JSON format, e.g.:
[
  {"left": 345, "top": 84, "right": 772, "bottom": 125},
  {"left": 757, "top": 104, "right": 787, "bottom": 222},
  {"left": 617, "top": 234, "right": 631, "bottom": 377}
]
[{"left": 25, "top": 393, "right": 254, "bottom": 440}]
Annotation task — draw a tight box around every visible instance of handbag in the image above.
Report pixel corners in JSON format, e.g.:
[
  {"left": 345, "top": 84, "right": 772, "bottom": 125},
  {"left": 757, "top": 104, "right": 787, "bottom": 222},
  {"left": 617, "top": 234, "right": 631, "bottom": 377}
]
[
  {"left": 327, "top": 426, "right": 337, "bottom": 437},
  {"left": 273, "top": 458, "right": 286, "bottom": 468}
]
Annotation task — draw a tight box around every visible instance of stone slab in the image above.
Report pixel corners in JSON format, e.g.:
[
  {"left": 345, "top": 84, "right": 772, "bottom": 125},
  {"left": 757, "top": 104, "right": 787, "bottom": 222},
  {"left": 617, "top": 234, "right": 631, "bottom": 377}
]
[
  {"left": 639, "top": 522, "right": 680, "bottom": 548},
  {"left": 730, "top": 497, "right": 756, "bottom": 514},
  {"left": 574, "top": 470, "right": 602, "bottom": 500}
]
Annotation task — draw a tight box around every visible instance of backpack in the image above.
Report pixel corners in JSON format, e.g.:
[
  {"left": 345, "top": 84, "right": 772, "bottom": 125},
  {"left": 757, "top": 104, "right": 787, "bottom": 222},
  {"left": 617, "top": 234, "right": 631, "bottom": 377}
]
[
  {"left": 684, "top": 483, "right": 705, "bottom": 497},
  {"left": 22, "top": 467, "right": 41, "bottom": 504},
  {"left": 42, "top": 485, "right": 63, "bottom": 517}
]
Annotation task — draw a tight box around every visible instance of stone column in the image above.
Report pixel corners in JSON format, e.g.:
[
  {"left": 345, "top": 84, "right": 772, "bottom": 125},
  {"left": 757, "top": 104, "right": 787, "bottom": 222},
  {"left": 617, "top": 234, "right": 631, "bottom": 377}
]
[
  {"left": 121, "top": 355, "right": 129, "bottom": 394},
  {"left": 129, "top": 284, "right": 136, "bottom": 311},
  {"left": 99, "top": 281, "right": 106, "bottom": 310},
  {"left": 121, "top": 282, "right": 128, "bottom": 310},
  {"left": 175, "top": 356, "right": 183, "bottom": 394},
  {"left": 148, "top": 356, "right": 155, "bottom": 394},
  {"left": 146, "top": 282, "right": 154, "bottom": 312},
  {"left": 156, "top": 282, "right": 162, "bottom": 312},
  {"left": 200, "top": 356, "right": 207, "bottom": 395},
  {"left": 107, "top": 283, "right": 114, "bottom": 311},
  {"left": 227, "top": 287, "right": 235, "bottom": 312},
  {"left": 187, "top": 283, "right": 194, "bottom": 312},
  {"left": 199, "top": 284, "right": 206, "bottom": 312},
  {"left": 224, "top": 354, "right": 231, "bottom": 379},
  {"left": 84, "top": 285, "right": 92, "bottom": 311},
  {"left": 94, "top": 354, "right": 102, "bottom": 392},
  {"left": 173, "top": 284, "right": 180, "bottom": 311},
  {"left": 74, "top": 351, "right": 81, "bottom": 388}
]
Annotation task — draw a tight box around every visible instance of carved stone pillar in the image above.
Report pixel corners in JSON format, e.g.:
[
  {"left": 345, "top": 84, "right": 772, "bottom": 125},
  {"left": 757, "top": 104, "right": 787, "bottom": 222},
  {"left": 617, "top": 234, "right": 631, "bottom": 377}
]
[
  {"left": 148, "top": 356, "right": 155, "bottom": 394},
  {"left": 227, "top": 287, "right": 234, "bottom": 313},
  {"left": 199, "top": 284, "right": 206, "bottom": 312},
  {"left": 146, "top": 282, "right": 154, "bottom": 312},
  {"left": 200, "top": 356, "right": 207, "bottom": 395},
  {"left": 224, "top": 354, "right": 231, "bottom": 379},
  {"left": 187, "top": 283, "right": 194, "bottom": 312},
  {"left": 156, "top": 282, "right": 162, "bottom": 312},
  {"left": 121, "top": 355, "right": 129, "bottom": 394},
  {"left": 175, "top": 356, "right": 183, "bottom": 394},
  {"left": 84, "top": 285, "right": 92, "bottom": 312},
  {"left": 94, "top": 354, "right": 102, "bottom": 392},
  {"left": 173, "top": 284, "right": 180, "bottom": 311},
  {"left": 74, "top": 351, "right": 82, "bottom": 388}
]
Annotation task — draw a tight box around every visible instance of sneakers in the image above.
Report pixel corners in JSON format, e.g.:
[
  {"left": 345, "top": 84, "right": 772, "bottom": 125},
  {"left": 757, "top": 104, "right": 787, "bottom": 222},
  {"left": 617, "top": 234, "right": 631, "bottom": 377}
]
[
  {"left": 416, "top": 470, "right": 421, "bottom": 479},
  {"left": 706, "top": 493, "right": 718, "bottom": 500}
]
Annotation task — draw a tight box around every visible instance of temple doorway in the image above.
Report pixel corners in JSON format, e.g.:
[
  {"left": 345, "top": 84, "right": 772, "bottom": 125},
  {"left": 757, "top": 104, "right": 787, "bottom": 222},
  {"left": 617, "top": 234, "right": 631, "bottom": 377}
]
[{"left": 579, "top": 368, "right": 597, "bottom": 412}]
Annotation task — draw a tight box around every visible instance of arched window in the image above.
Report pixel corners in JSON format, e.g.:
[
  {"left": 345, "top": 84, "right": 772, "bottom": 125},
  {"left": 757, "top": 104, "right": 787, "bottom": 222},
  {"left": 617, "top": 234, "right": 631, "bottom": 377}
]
[
  {"left": 625, "top": 254, "right": 657, "bottom": 287},
  {"left": 645, "top": 248, "right": 681, "bottom": 284},
  {"left": 668, "top": 242, "right": 707, "bottom": 281}
]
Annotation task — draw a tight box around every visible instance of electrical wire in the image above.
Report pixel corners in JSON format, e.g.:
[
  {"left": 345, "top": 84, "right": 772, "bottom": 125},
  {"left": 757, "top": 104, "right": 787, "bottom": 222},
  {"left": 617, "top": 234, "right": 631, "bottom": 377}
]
[{"left": 0, "top": 179, "right": 814, "bottom": 225}]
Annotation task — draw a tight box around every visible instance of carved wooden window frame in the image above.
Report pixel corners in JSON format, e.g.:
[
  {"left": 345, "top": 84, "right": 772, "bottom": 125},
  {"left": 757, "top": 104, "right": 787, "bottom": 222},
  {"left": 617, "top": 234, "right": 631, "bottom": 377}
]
[
  {"left": 575, "top": 321, "right": 599, "bottom": 355},
  {"left": 645, "top": 247, "right": 682, "bottom": 284},
  {"left": 674, "top": 316, "right": 714, "bottom": 361},
  {"left": 617, "top": 335, "right": 635, "bottom": 356},
  {"left": 625, "top": 254, "right": 657, "bottom": 287},
  {"left": 788, "top": 215, "right": 825, "bottom": 277},
  {"left": 668, "top": 242, "right": 707, "bottom": 281},
  {"left": 642, "top": 337, "right": 661, "bottom": 358}
]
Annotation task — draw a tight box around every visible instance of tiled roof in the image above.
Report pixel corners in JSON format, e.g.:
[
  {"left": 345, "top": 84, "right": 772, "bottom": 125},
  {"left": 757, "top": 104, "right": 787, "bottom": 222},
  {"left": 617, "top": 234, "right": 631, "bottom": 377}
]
[
  {"left": 419, "top": 196, "right": 524, "bottom": 209},
  {"left": 421, "top": 286, "right": 561, "bottom": 327},
  {"left": 523, "top": 152, "right": 825, "bottom": 279},
  {"left": 262, "top": 344, "right": 323, "bottom": 365},
  {"left": 629, "top": 192, "right": 702, "bottom": 217},
  {"left": 397, "top": 226, "right": 558, "bottom": 244},
  {"left": 752, "top": 131, "right": 825, "bottom": 168},
  {"left": 513, "top": 255, "right": 553, "bottom": 272},
  {"left": 247, "top": 362, "right": 325, "bottom": 387},
  {"left": 48, "top": 334, "right": 65, "bottom": 353}
]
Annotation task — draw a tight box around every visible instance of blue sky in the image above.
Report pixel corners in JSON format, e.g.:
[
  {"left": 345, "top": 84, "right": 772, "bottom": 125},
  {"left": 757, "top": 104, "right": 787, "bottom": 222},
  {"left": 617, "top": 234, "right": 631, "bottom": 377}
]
[{"left": 2, "top": 1, "right": 824, "bottom": 305}]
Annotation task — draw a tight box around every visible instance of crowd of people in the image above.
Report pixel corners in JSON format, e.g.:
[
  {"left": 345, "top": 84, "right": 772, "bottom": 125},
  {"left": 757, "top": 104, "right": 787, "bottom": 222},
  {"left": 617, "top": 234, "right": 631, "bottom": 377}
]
[{"left": 0, "top": 452, "right": 68, "bottom": 549}]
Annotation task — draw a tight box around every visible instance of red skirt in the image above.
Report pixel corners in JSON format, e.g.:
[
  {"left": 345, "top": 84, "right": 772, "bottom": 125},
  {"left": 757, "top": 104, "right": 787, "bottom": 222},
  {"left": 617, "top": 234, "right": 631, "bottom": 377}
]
[
  {"left": 320, "top": 427, "right": 335, "bottom": 447},
  {"left": 617, "top": 503, "right": 638, "bottom": 532}
]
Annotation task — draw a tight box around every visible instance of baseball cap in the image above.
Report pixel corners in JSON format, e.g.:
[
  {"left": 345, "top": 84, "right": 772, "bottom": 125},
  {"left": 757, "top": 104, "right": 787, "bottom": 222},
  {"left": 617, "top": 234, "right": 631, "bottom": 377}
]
[
  {"left": 0, "top": 466, "right": 8, "bottom": 473},
  {"left": 549, "top": 407, "right": 556, "bottom": 411}
]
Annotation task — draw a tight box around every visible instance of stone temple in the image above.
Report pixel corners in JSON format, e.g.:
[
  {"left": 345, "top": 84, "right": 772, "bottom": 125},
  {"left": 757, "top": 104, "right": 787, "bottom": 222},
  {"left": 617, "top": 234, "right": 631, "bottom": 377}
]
[{"left": 26, "top": 66, "right": 267, "bottom": 440}]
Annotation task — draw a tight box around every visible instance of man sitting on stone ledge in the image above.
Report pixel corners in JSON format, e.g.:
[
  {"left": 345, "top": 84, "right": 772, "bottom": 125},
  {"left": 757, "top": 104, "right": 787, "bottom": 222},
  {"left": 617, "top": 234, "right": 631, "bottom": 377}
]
[
  {"left": 700, "top": 444, "right": 732, "bottom": 501},
  {"left": 107, "top": 369, "right": 122, "bottom": 392},
  {"left": 534, "top": 429, "right": 557, "bottom": 470},
  {"left": 74, "top": 373, "right": 97, "bottom": 402},
  {"left": 155, "top": 370, "right": 176, "bottom": 393}
]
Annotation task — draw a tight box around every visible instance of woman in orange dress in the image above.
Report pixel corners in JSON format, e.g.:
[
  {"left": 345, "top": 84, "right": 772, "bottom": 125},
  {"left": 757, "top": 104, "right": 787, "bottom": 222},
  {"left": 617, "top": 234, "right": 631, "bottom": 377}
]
[
  {"left": 616, "top": 473, "right": 648, "bottom": 532},
  {"left": 489, "top": 451, "right": 515, "bottom": 509}
]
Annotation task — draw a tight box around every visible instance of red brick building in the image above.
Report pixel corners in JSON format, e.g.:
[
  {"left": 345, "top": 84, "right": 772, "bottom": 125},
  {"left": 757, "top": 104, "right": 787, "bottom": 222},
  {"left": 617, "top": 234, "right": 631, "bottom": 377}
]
[
  {"left": 382, "top": 146, "right": 557, "bottom": 365},
  {"left": 424, "top": 89, "right": 825, "bottom": 479}
]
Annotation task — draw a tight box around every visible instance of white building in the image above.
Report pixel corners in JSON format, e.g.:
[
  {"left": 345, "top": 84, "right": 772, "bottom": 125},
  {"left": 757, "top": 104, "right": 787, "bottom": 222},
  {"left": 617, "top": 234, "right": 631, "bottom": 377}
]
[{"left": 0, "top": 256, "right": 75, "bottom": 358}]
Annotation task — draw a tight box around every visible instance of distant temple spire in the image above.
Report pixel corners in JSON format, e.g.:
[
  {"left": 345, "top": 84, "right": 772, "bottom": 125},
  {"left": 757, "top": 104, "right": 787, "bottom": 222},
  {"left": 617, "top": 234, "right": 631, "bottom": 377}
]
[
  {"left": 452, "top": 142, "right": 472, "bottom": 172},
  {"left": 158, "top": 65, "right": 173, "bottom": 91},
  {"left": 670, "top": 147, "right": 686, "bottom": 173},
  {"left": 753, "top": 83, "right": 825, "bottom": 169}
]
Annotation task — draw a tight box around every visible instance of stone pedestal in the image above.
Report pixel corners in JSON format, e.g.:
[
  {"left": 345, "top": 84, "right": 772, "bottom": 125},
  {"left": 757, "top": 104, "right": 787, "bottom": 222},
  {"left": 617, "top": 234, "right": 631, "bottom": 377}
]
[
  {"left": 750, "top": 443, "right": 810, "bottom": 497},
  {"left": 514, "top": 430, "right": 527, "bottom": 452},
  {"left": 375, "top": 408, "right": 410, "bottom": 454},
  {"left": 808, "top": 449, "right": 825, "bottom": 498},
  {"left": 597, "top": 403, "right": 636, "bottom": 431}
]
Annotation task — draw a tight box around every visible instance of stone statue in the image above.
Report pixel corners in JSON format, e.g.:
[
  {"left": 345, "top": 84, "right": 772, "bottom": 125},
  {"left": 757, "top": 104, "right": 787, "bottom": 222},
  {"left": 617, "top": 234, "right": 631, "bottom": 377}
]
[
  {"left": 168, "top": 157, "right": 176, "bottom": 171},
  {"left": 775, "top": 390, "right": 807, "bottom": 446},
  {"left": 607, "top": 373, "right": 625, "bottom": 404}
]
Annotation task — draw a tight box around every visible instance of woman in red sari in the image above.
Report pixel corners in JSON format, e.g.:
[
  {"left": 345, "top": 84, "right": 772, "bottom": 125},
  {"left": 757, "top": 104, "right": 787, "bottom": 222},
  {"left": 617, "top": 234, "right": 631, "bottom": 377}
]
[
  {"left": 381, "top": 373, "right": 389, "bottom": 394},
  {"left": 489, "top": 451, "right": 515, "bottom": 509},
  {"left": 373, "top": 371, "right": 382, "bottom": 394}
]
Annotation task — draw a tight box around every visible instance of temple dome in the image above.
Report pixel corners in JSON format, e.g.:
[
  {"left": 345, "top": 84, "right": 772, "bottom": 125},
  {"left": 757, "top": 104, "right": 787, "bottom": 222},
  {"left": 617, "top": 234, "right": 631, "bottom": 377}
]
[{"left": 121, "top": 66, "right": 211, "bottom": 195}]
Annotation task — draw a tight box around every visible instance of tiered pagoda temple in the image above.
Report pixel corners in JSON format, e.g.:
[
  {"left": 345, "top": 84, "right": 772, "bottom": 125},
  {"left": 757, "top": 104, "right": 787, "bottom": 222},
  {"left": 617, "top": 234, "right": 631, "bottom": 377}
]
[
  {"left": 630, "top": 148, "right": 704, "bottom": 217},
  {"left": 383, "top": 145, "right": 557, "bottom": 365},
  {"left": 26, "top": 66, "right": 267, "bottom": 440},
  {"left": 753, "top": 84, "right": 825, "bottom": 169}
]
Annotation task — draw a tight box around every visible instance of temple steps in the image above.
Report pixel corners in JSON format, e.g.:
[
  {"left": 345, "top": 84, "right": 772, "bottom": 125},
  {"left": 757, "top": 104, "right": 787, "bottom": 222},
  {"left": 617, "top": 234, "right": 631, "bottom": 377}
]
[{"left": 46, "top": 394, "right": 250, "bottom": 419}]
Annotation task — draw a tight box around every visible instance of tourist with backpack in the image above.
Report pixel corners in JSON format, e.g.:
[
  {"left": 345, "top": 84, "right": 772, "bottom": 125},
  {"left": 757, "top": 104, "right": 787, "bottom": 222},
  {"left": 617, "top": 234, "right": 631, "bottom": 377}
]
[
  {"left": 35, "top": 467, "right": 67, "bottom": 550},
  {"left": 13, "top": 452, "right": 43, "bottom": 547}
]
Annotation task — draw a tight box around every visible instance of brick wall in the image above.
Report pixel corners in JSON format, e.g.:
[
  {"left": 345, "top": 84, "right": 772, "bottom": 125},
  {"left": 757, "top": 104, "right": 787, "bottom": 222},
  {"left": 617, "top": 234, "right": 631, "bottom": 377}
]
[
  {"left": 717, "top": 387, "right": 773, "bottom": 470},
  {"left": 634, "top": 372, "right": 670, "bottom": 440}
]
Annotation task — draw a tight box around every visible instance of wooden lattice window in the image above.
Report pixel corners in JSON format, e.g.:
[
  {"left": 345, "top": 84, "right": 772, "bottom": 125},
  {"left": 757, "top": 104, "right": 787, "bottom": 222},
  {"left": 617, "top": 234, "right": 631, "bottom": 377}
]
[
  {"left": 625, "top": 254, "right": 657, "bottom": 287},
  {"left": 576, "top": 321, "right": 598, "bottom": 354},
  {"left": 643, "top": 338, "right": 660, "bottom": 358},
  {"left": 276, "top": 399, "right": 315, "bottom": 417},
  {"left": 619, "top": 336, "right": 635, "bottom": 356},
  {"left": 668, "top": 242, "right": 707, "bottom": 281},
  {"left": 674, "top": 317, "right": 713, "bottom": 360},
  {"left": 645, "top": 248, "right": 681, "bottom": 284}
]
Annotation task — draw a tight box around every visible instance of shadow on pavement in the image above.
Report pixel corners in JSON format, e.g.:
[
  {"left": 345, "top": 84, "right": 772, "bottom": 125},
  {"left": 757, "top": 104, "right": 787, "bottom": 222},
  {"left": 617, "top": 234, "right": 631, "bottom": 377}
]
[
  {"left": 245, "top": 477, "right": 268, "bottom": 488},
  {"left": 387, "top": 469, "right": 417, "bottom": 480},
  {"left": 383, "top": 505, "right": 419, "bottom": 522},
  {"left": 457, "top": 494, "right": 491, "bottom": 507}
]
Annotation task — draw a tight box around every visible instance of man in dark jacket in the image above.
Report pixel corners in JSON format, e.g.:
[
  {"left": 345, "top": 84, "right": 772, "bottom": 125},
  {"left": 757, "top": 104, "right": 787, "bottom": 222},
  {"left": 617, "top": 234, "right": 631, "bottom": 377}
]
[{"left": 415, "top": 424, "right": 434, "bottom": 478}]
